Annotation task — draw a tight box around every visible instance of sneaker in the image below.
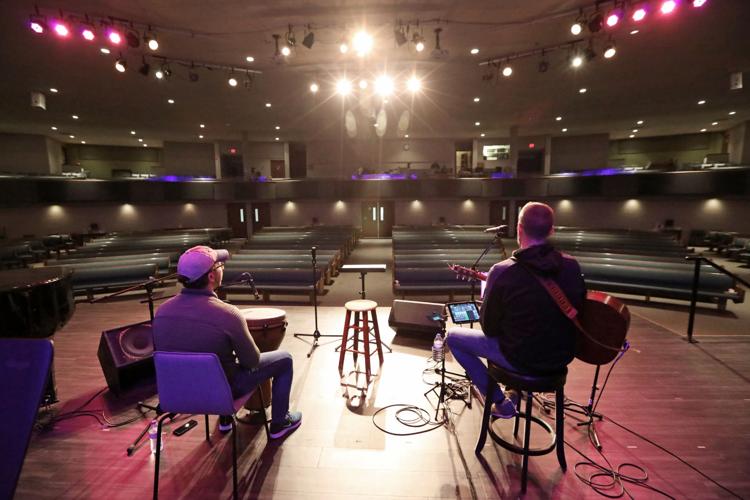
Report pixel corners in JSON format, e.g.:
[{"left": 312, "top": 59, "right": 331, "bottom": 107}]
[
  {"left": 491, "top": 390, "right": 520, "bottom": 419},
  {"left": 269, "top": 411, "right": 302, "bottom": 439},
  {"left": 218, "top": 415, "right": 233, "bottom": 433}
]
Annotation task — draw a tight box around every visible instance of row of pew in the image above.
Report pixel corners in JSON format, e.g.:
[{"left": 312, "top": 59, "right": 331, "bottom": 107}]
[
  {"left": 704, "top": 231, "right": 750, "bottom": 264},
  {"left": 392, "top": 226, "right": 745, "bottom": 310},
  {"left": 220, "top": 226, "right": 358, "bottom": 303},
  {"left": 0, "top": 234, "right": 74, "bottom": 269}
]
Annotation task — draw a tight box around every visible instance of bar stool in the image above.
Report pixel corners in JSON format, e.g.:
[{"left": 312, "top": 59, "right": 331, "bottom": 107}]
[
  {"left": 337, "top": 299, "right": 384, "bottom": 384},
  {"left": 475, "top": 361, "right": 567, "bottom": 494}
]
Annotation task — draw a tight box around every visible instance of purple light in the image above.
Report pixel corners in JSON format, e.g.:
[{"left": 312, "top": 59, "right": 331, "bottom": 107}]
[
  {"left": 692, "top": 0, "right": 707, "bottom": 6},
  {"left": 661, "top": 0, "right": 677, "bottom": 14},
  {"left": 107, "top": 28, "right": 123, "bottom": 45},
  {"left": 490, "top": 172, "right": 513, "bottom": 179},
  {"left": 52, "top": 21, "right": 70, "bottom": 38},
  {"left": 606, "top": 13, "right": 620, "bottom": 27},
  {"left": 81, "top": 27, "right": 95, "bottom": 41},
  {"left": 632, "top": 7, "right": 647, "bottom": 21}
]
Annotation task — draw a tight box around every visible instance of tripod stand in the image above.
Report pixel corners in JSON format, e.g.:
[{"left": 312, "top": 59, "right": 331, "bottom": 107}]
[
  {"left": 294, "top": 246, "right": 339, "bottom": 357},
  {"left": 468, "top": 228, "right": 507, "bottom": 327},
  {"left": 565, "top": 365, "right": 605, "bottom": 450},
  {"left": 424, "top": 314, "right": 472, "bottom": 420}
]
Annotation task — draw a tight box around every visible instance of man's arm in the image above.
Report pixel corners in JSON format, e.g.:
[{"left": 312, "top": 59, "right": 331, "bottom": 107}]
[
  {"left": 479, "top": 261, "right": 511, "bottom": 336},
  {"left": 228, "top": 310, "right": 261, "bottom": 370}
]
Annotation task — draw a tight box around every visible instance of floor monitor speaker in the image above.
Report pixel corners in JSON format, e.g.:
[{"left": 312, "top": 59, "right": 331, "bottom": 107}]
[
  {"left": 388, "top": 300, "right": 445, "bottom": 336},
  {"left": 97, "top": 321, "right": 155, "bottom": 394}
]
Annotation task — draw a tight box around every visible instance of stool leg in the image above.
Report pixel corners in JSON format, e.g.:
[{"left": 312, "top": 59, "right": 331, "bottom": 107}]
[
  {"left": 521, "top": 393, "right": 533, "bottom": 494},
  {"left": 556, "top": 388, "right": 567, "bottom": 471},
  {"left": 338, "top": 310, "right": 351, "bottom": 375},
  {"left": 475, "top": 375, "right": 495, "bottom": 454},
  {"left": 513, "top": 395, "right": 521, "bottom": 438},
  {"left": 231, "top": 420, "right": 238, "bottom": 500},
  {"left": 352, "top": 311, "right": 360, "bottom": 367},
  {"left": 371, "top": 308, "right": 384, "bottom": 365},
  {"left": 363, "top": 310, "right": 372, "bottom": 383}
]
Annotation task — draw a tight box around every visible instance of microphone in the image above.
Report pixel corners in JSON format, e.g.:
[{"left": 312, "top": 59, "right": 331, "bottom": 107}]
[
  {"left": 484, "top": 224, "right": 508, "bottom": 234},
  {"left": 311, "top": 246, "right": 317, "bottom": 260},
  {"left": 246, "top": 272, "right": 260, "bottom": 300}
]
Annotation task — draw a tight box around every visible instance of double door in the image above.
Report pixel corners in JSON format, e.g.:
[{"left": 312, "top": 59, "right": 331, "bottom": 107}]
[{"left": 361, "top": 201, "right": 394, "bottom": 237}]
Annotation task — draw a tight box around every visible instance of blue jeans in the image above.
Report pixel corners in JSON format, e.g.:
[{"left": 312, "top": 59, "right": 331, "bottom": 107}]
[
  {"left": 445, "top": 327, "right": 517, "bottom": 404},
  {"left": 231, "top": 350, "right": 293, "bottom": 425}
]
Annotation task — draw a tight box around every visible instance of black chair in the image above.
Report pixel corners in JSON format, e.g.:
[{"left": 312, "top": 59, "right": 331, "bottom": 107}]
[{"left": 475, "top": 361, "right": 567, "bottom": 494}]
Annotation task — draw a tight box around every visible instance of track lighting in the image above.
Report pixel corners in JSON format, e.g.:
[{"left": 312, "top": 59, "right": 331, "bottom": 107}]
[
  {"left": 105, "top": 25, "right": 123, "bottom": 45},
  {"left": 352, "top": 30, "right": 373, "bottom": 56},
  {"left": 302, "top": 25, "right": 315, "bottom": 49},
  {"left": 309, "top": 82, "right": 319, "bottom": 93},
  {"left": 406, "top": 76, "right": 421, "bottom": 92},
  {"left": 144, "top": 30, "right": 158, "bottom": 51},
  {"left": 138, "top": 57, "right": 150, "bottom": 76},
  {"left": 394, "top": 24, "right": 407, "bottom": 46},
  {"left": 115, "top": 55, "right": 127, "bottom": 73},
  {"left": 51, "top": 19, "right": 70, "bottom": 38},
  {"left": 604, "top": 41, "right": 617, "bottom": 59},
  {"left": 286, "top": 25, "right": 296, "bottom": 47},
  {"left": 335, "top": 78, "right": 352, "bottom": 96},
  {"left": 413, "top": 32, "right": 425, "bottom": 52},
  {"left": 125, "top": 29, "right": 140, "bottom": 48},
  {"left": 29, "top": 15, "right": 47, "bottom": 34},
  {"left": 80, "top": 22, "right": 96, "bottom": 41},
  {"left": 502, "top": 65, "right": 513, "bottom": 77}
]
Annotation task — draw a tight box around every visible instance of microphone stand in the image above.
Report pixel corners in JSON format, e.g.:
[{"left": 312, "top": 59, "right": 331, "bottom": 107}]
[
  {"left": 468, "top": 229, "right": 506, "bottom": 327},
  {"left": 294, "top": 246, "right": 339, "bottom": 357}
]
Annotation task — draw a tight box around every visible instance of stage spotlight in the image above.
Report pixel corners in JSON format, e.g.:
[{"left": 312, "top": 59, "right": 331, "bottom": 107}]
[
  {"left": 126, "top": 30, "right": 140, "bottom": 48},
  {"left": 606, "top": 9, "right": 622, "bottom": 27},
  {"left": 302, "top": 29, "right": 315, "bottom": 49},
  {"left": 155, "top": 69, "right": 164, "bottom": 79},
  {"left": 52, "top": 20, "right": 70, "bottom": 38},
  {"left": 570, "top": 21, "right": 583, "bottom": 35},
  {"left": 335, "top": 78, "right": 352, "bottom": 96},
  {"left": 604, "top": 43, "right": 617, "bottom": 59},
  {"left": 693, "top": 0, "right": 707, "bottom": 6},
  {"left": 281, "top": 45, "right": 291, "bottom": 56},
  {"left": 145, "top": 32, "right": 159, "bottom": 51},
  {"left": 407, "top": 76, "right": 421, "bottom": 92},
  {"left": 374, "top": 75, "right": 394, "bottom": 96},
  {"left": 660, "top": 0, "right": 677, "bottom": 14},
  {"left": 106, "top": 26, "right": 123, "bottom": 45},
  {"left": 286, "top": 25, "right": 296, "bottom": 47},
  {"left": 139, "top": 58, "right": 150, "bottom": 76},
  {"left": 632, "top": 6, "right": 647, "bottom": 22},
  {"left": 309, "top": 82, "right": 319, "bottom": 93},
  {"left": 588, "top": 12, "right": 603, "bottom": 33},
  {"left": 359, "top": 79, "right": 368, "bottom": 90},
  {"left": 584, "top": 45, "right": 596, "bottom": 61},
  {"left": 394, "top": 26, "right": 407, "bottom": 46},
  {"left": 502, "top": 65, "right": 513, "bottom": 77},
  {"left": 352, "top": 30, "right": 373, "bottom": 56},
  {"left": 538, "top": 59, "right": 549, "bottom": 73},
  {"left": 188, "top": 70, "right": 199, "bottom": 82},
  {"left": 243, "top": 73, "right": 253, "bottom": 88},
  {"left": 415, "top": 40, "right": 425, "bottom": 52},
  {"left": 571, "top": 54, "right": 584, "bottom": 68},
  {"left": 80, "top": 23, "right": 96, "bottom": 41},
  {"left": 100, "top": 47, "right": 110, "bottom": 54},
  {"left": 115, "top": 56, "right": 127, "bottom": 73},
  {"left": 412, "top": 32, "right": 425, "bottom": 52},
  {"left": 228, "top": 75, "right": 238, "bottom": 87},
  {"left": 29, "top": 15, "right": 47, "bottom": 34},
  {"left": 339, "top": 41, "right": 349, "bottom": 54}
]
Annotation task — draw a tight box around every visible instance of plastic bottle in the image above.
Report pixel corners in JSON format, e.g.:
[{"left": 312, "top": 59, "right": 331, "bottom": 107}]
[
  {"left": 432, "top": 332, "right": 444, "bottom": 362},
  {"left": 148, "top": 419, "right": 163, "bottom": 454}
]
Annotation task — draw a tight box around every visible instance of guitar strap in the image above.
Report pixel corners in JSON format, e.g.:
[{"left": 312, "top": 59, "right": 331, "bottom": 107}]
[{"left": 513, "top": 258, "right": 627, "bottom": 353}]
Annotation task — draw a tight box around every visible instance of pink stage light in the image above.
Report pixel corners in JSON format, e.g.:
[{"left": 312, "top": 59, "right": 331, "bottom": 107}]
[
  {"left": 632, "top": 7, "right": 647, "bottom": 21},
  {"left": 81, "top": 28, "right": 95, "bottom": 41},
  {"left": 107, "top": 28, "right": 123, "bottom": 45},
  {"left": 52, "top": 21, "right": 70, "bottom": 38},
  {"left": 692, "top": 0, "right": 707, "bottom": 6},
  {"left": 606, "top": 13, "right": 620, "bottom": 27},
  {"left": 661, "top": 0, "right": 677, "bottom": 14}
]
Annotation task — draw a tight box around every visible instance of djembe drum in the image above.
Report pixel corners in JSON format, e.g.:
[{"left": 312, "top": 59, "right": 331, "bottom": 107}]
[{"left": 241, "top": 307, "right": 287, "bottom": 407}]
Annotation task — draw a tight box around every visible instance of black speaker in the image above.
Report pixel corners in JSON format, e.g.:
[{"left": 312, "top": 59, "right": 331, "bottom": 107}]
[
  {"left": 97, "top": 321, "right": 155, "bottom": 394},
  {"left": 388, "top": 300, "right": 445, "bottom": 335}
]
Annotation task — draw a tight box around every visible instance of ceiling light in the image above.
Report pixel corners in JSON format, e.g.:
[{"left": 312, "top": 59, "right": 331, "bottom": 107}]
[
  {"left": 556, "top": 116, "right": 562, "bottom": 121},
  {"left": 693, "top": 0, "right": 708, "bottom": 6},
  {"left": 570, "top": 22, "right": 583, "bottom": 35},
  {"left": 502, "top": 66, "right": 513, "bottom": 77},
  {"left": 281, "top": 46, "right": 291, "bottom": 57},
  {"left": 480, "top": 133, "right": 485, "bottom": 137},
  {"left": 51, "top": 126, "right": 57, "bottom": 130},
  {"left": 106, "top": 26, "right": 123, "bottom": 45},
  {"left": 167, "top": 98, "right": 175, "bottom": 104},
  {"left": 700, "top": 128, "right": 707, "bottom": 132},
  {"left": 155, "top": 69, "right": 164, "bottom": 79},
  {"left": 413, "top": 32, "right": 426, "bottom": 52},
  {"left": 115, "top": 55, "right": 127, "bottom": 73},
  {"left": 246, "top": 56, "right": 255, "bottom": 62},
  {"left": 711, "top": 121, "right": 718, "bottom": 126},
  {"left": 198, "top": 135, "right": 204, "bottom": 139},
  {"left": 630, "top": 29, "right": 640, "bottom": 35},
  {"left": 100, "top": 47, "right": 110, "bottom": 54},
  {"left": 571, "top": 54, "right": 584, "bottom": 68},
  {"left": 265, "top": 102, "right": 272, "bottom": 108},
  {"left": 228, "top": 77, "right": 238, "bottom": 87},
  {"left": 407, "top": 76, "right": 421, "bottom": 92},
  {"left": 729, "top": 111, "right": 736, "bottom": 115},
  {"left": 80, "top": 140, "right": 86, "bottom": 144},
  {"left": 374, "top": 75, "right": 394, "bottom": 96},
  {"left": 352, "top": 30, "right": 373, "bottom": 56},
  {"left": 632, "top": 5, "right": 647, "bottom": 22},
  {"left": 562, "top": 128, "right": 568, "bottom": 132},
  {"left": 474, "top": 121, "right": 480, "bottom": 126},
  {"left": 474, "top": 97, "right": 480, "bottom": 103},
  {"left": 606, "top": 10, "right": 622, "bottom": 27},
  {"left": 72, "top": 114, "right": 79, "bottom": 120},
  {"left": 415, "top": 41, "right": 425, "bottom": 52},
  {"left": 81, "top": 24, "right": 96, "bottom": 41},
  {"left": 275, "top": 125, "right": 280, "bottom": 130},
  {"left": 143, "top": 144, "right": 148, "bottom": 147},
  {"left": 637, "top": 120, "right": 644, "bottom": 125},
  {"left": 470, "top": 48, "right": 479, "bottom": 55},
  {"left": 138, "top": 138, "right": 143, "bottom": 142},
  {"left": 629, "top": 134, "right": 635, "bottom": 138},
  {"left": 339, "top": 41, "right": 349, "bottom": 54},
  {"left": 69, "top": 135, "right": 75, "bottom": 139},
  {"left": 29, "top": 16, "right": 47, "bottom": 34},
  {"left": 660, "top": 0, "right": 677, "bottom": 14},
  {"left": 579, "top": 87, "right": 587, "bottom": 94},
  {"left": 130, "top": 130, "right": 136, "bottom": 135},
  {"left": 335, "top": 78, "right": 352, "bottom": 96},
  {"left": 632, "top": 129, "right": 639, "bottom": 133},
  {"left": 49, "top": 88, "right": 58, "bottom": 93},
  {"left": 275, "top": 137, "right": 280, "bottom": 141},
  {"left": 603, "top": 43, "right": 617, "bottom": 59},
  {"left": 309, "top": 82, "right": 319, "bottom": 93},
  {"left": 52, "top": 20, "right": 70, "bottom": 38},
  {"left": 697, "top": 99, "right": 706, "bottom": 105},
  {"left": 359, "top": 79, "right": 368, "bottom": 89},
  {"left": 145, "top": 33, "right": 159, "bottom": 51},
  {"left": 200, "top": 124, "right": 205, "bottom": 128},
  {"left": 405, "top": 134, "right": 409, "bottom": 138}
]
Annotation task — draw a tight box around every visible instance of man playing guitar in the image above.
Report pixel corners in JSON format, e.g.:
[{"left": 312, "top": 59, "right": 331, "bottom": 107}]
[{"left": 446, "top": 202, "right": 586, "bottom": 418}]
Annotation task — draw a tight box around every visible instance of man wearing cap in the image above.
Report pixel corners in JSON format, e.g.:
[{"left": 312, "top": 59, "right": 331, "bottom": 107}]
[{"left": 153, "top": 245, "right": 302, "bottom": 439}]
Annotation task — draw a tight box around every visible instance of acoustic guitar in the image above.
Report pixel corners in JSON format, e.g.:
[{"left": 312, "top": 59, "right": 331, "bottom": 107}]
[{"left": 448, "top": 264, "right": 630, "bottom": 366}]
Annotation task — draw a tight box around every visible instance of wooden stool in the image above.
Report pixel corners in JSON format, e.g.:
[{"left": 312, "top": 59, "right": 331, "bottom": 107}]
[
  {"left": 475, "top": 361, "right": 567, "bottom": 494},
  {"left": 337, "top": 299, "right": 384, "bottom": 383}
]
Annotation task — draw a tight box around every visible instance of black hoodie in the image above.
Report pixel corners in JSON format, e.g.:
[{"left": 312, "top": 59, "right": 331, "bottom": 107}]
[{"left": 479, "top": 243, "right": 586, "bottom": 374}]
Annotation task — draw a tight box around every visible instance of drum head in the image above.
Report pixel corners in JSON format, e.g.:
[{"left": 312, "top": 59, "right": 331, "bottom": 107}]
[{"left": 242, "top": 307, "right": 286, "bottom": 328}]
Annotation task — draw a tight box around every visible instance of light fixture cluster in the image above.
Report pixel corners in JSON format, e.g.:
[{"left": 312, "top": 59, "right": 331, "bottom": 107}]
[
  {"left": 393, "top": 21, "right": 427, "bottom": 53},
  {"left": 569, "top": 0, "right": 708, "bottom": 37},
  {"left": 308, "top": 74, "right": 423, "bottom": 97}
]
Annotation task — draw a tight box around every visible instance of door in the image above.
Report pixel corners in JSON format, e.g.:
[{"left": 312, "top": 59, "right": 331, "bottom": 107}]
[
  {"left": 270, "top": 160, "right": 285, "bottom": 179},
  {"left": 361, "top": 201, "right": 394, "bottom": 238},
  {"left": 226, "top": 203, "right": 248, "bottom": 238},
  {"left": 489, "top": 200, "right": 511, "bottom": 227},
  {"left": 221, "top": 154, "right": 244, "bottom": 178},
  {"left": 250, "top": 202, "right": 271, "bottom": 233}
]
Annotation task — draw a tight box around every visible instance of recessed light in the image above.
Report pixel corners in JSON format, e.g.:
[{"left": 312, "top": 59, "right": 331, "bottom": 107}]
[
  {"left": 629, "top": 134, "right": 635, "bottom": 138},
  {"left": 51, "top": 126, "right": 57, "bottom": 130},
  {"left": 138, "top": 138, "right": 143, "bottom": 142},
  {"left": 143, "top": 144, "right": 148, "bottom": 147},
  {"left": 579, "top": 88, "right": 587, "bottom": 94},
  {"left": 275, "top": 137, "right": 280, "bottom": 141},
  {"left": 470, "top": 48, "right": 479, "bottom": 55},
  {"left": 700, "top": 128, "right": 707, "bottom": 132},
  {"left": 72, "top": 114, "right": 79, "bottom": 119},
  {"left": 130, "top": 130, "right": 136, "bottom": 135},
  {"left": 473, "top": 97, "right": 480, "bottom": 103},
  {"left": 636, "top": 120, "right": 644, "bottom": 125},
  {"left": 199, "top": 135, "right": 204, "bottom": 139},
  {"left": 728, "top": 111, "right": 736, "bottom": 115},
  {"left": 474, "top": 121, "right": 480, "bottom": 126},
  {"left": 480, "top": 133, "right": 485, "bottom": 137},
  {"left": 697, "top": 99, "right": 706, "bottom": 105},
  {"left": 630, "top": 29, "right": 639, "bottom": 35},
  {"left": 632, "top": 129, "right": 639, "bottom": 133},
  {"left": 69, "top": 135, "right": 75, "bottom": 139},
  {"left": 167, "top": 98, "right": 175, "bottom": 104},
  {"left": 405, "top": 134, "right": 409, "bottom": 138},
  {"left": 555, "top": 116, "right": 562, "bottom": 121},
  {"left": 265, "top": 102, "right": 272, "bottom": 108},
  {"left": 246, "top": 56, "right": 255, "bottom": 63},
  {"left": 199, "top": 124, "right": 205, "bottom": 128},
  {"left": 275, "top": 125, "right": 280, "bottom": 130},
  {"left": 562, "top": 128, "right": 568, "bottom": 132},
  {"left": 49, "top": 88, "right": 58, "bottom": 93},
  {"left": 711, "top": 121, "right": 718, "bottom": 126},
  {"left": 100, "top": 47, "right": 110, "bottom": 54},
  {"left": 80, "top": 140, "right": 86, "bottom": 144}
]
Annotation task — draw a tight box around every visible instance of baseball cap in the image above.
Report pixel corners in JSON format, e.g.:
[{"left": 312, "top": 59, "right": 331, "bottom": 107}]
[{"left": 177, "top": 245, "right": 229, "bottom": 283}]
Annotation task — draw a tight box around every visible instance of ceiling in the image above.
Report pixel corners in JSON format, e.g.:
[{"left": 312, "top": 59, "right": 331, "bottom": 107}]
[{"left": 0, "top": 0, "right": 749, "bottom": 147}]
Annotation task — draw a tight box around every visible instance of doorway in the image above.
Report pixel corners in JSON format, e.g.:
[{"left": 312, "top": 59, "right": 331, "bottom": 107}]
[
  {"left": 270, "top": 160, "right": 285, "bottom": 179},
  {"left": 221, "top": 154, "right": 244, "bottom": 179},
  {"left": 489, "top": 200, "right": 511, "bottom": 227},
  {"left": 250, "top": 202, "right": 271, "bottom": 233},
  {"left": 516, "top": 150, "right": 545, "bottom": 177},
  {"left": 226, "top": 203, "right": 248, "bottom": 238},
  {"left": 361, "top": 201, "right": 394, "bottom": 237}
]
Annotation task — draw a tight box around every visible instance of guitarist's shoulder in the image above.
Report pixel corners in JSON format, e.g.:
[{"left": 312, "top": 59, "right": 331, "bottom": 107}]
[{"left": 488, "top": 257, "right": 516, "bottom": 278}]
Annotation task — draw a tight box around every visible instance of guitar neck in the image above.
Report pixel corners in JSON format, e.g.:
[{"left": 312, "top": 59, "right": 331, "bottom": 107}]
[{"left": 449, "top": 264, "right": 487, "bottom": 281}]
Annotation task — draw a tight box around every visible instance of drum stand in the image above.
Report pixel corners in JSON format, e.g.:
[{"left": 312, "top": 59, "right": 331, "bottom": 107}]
[{"left": 294, "top": 246, "right": 339, "bottom": 357}]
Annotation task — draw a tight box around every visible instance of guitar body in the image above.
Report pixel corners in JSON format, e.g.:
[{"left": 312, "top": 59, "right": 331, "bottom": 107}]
[
  {"left": 448, "top": 264, "right": 630, "bottom": 366},
  {"left": 576, "top": 291, "right": 630, "bottom": 366}
]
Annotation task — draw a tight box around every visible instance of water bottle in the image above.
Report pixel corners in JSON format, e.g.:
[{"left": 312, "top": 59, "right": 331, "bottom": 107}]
[
  {"left": 148, "top": 419, "right": 163, "bottom": 454},
  {"left": 432, "top": 332, "right": 444, "bottom": 363}
]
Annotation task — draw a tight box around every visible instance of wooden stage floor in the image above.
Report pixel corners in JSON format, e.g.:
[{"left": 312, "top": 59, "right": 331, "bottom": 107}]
[{"left": 15, "top": 296, "right": 750, "bottom": 499}]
